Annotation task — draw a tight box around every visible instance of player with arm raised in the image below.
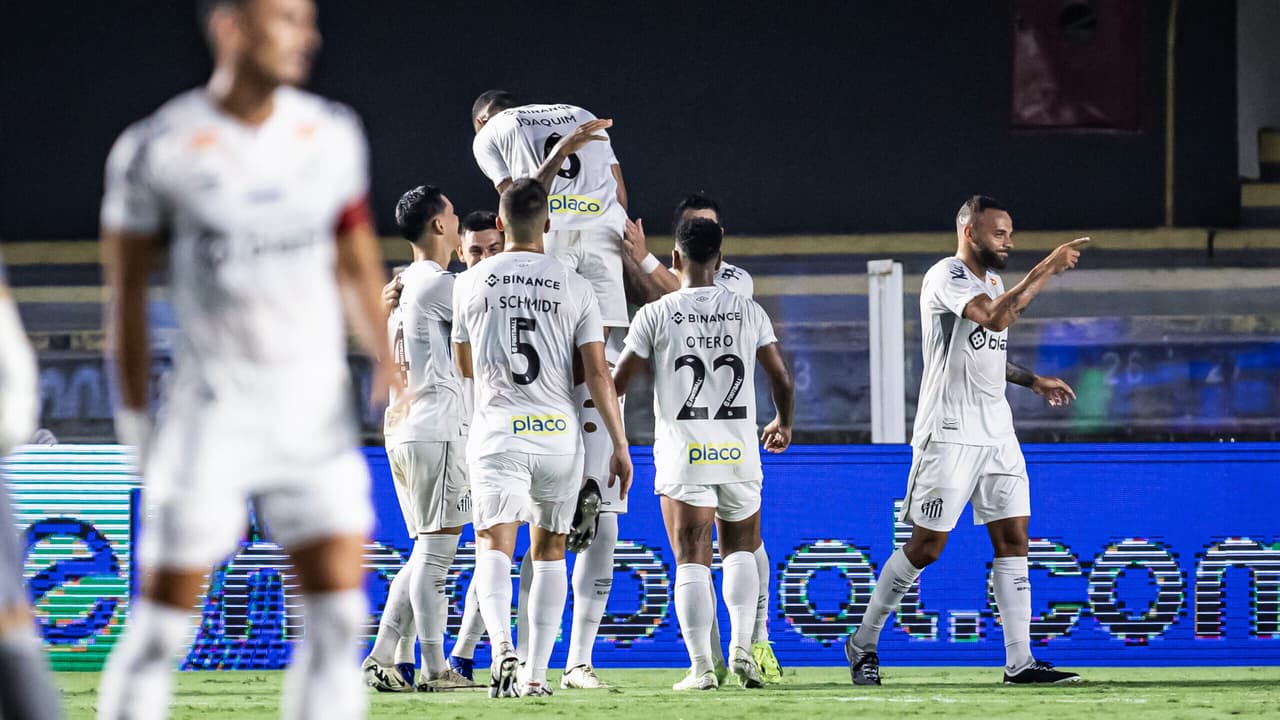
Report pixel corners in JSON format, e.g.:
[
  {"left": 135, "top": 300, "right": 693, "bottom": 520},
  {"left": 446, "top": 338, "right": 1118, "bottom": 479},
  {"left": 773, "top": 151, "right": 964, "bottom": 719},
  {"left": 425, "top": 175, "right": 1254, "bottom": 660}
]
[
  {"left": 96, "top": 2, "right": 398, "bottom": 718},
  {"left": 452, "top": 179, "right": 630, "bottom": 699},
  {"left": 613, "top": 218, "right": 794, "bottom": 691},
  {"left": 844, "top": 195, "right": 1085, "bottom": 687}
]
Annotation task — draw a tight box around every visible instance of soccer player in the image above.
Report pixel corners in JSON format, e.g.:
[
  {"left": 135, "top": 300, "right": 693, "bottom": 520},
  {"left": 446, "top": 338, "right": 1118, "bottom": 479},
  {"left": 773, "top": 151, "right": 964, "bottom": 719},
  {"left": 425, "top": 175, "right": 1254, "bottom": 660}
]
[
  {"left": 382, "top": 210, "right": 503, "bottom": 314},
  {"left": 96, "top": 2, "right": 397, "bottom": 718},
  {"left": 621, "top": 196, "right": 780, "bottom": 684},
  {"left": 844, "top": 195, "right": 1086, "bottom": 686},
  {"left": 613, "top": 217, "right": 794, "bottom": 691},
  {"left": 362, "top": 186, "right": 479, "bottom": 692},
  {"left": 451, "top": 179, "right": 631, "bottom": 698},
  {"left": 0, "top": 261, "right": 65, "bottom": 720}
]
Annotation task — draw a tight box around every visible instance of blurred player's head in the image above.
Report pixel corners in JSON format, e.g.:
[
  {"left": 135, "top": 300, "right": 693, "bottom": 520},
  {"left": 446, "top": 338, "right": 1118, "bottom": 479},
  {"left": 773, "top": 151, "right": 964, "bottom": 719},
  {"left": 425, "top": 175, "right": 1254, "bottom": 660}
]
[
  {"left": 956, "top": 195, "right": 1013, "bottom": 270},
  {"left": 471, "top": 89, "right": 519, "bottom": 133},
  {"left": 395, "top": 185, "right": 459, "bottom": 251},
  {"left": 460, "top": 210, "right": 503, "bottom": 268},
  {"left": 673, "top": 217, "right": 724, "bottom": 274},
  {"left": 673, "top": 192, "right": 722, "bottom": 232},
  {"left": 497, "top": 179, "right": 550, "bottom": 247},
  {"left": 199, "top": 0, "right": 320, "bottom": 87}
]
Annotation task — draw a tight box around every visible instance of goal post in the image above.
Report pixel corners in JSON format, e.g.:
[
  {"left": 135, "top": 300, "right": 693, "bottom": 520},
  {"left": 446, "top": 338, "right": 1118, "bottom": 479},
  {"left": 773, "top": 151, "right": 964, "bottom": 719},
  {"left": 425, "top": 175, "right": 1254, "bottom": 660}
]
[{"left": 867, "top": 260, "right": 906, "bottom": 443}]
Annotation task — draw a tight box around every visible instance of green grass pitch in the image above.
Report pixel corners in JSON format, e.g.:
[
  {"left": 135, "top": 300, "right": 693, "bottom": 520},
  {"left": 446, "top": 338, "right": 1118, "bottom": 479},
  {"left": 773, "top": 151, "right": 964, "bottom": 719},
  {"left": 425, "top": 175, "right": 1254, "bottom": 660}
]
[{"left": 56, "top": 667, "right": 1280, "bottom": 719}]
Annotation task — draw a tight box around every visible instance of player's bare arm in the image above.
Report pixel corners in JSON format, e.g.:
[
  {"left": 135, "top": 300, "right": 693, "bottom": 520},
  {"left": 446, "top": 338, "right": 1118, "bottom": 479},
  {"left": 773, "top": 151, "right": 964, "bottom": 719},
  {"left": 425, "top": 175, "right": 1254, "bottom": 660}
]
[
  {"left": 611, "top": 347, "right": 649, "bottom": 399},
  {"left": 452, "top": 341, "right": 473, "bottom": 380},
  {"left": 964, "top": 237, "right": 1089, "bottom": 332},
  {"left": 620, "top": 218, "right": 678, "bottom": 302},
  {"left": 611, "top": 163, "right": 628, "bottom": 210},
  {"left": 1007, "top": 361, "right": 1076, "bottom": 407},
  {"left": 102, "top": 226, "right": 160, "bottom": 443},
  {"left": 581, "top": 339, "right": 633, "bottom": 497},
  {"left": 533, "top": 118, "right": 613, "bottom": 192},
  {"left": 336, "top": 220, "right": 402, "bottom": 401},
  {"left": 757, "top": 342, "right": 794, "bottom": 453}
]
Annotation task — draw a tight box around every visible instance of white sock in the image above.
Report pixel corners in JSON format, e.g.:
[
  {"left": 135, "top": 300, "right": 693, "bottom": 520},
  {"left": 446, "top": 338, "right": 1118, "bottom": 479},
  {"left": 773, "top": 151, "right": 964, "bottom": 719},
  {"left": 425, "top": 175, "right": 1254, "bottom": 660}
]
[
  {"left": 674, "top": 563, "right": 715, "bottom": 675},
  {"left": 451, "top": 578, "right": 485, "bottom": 660},
  {"left": 0, "top": 631, "right": 63, "bottom": 720},
  {"left": 281, "top": 589, "right": 367, "bottom": 720},
  {"left": 394, "top": 635, "right": 415, "bottom": 666},
  {"left": 566, "top": 512, "right": 618, "bottom": 670},
  {"left": 515, "top": 554, "right": 533, "bottom": 663},
  {"left": 524, "top": 559, "right": 567, "bottom": 685},
  {"left": 992, "top": 556, "right": 1033, "bottom": 672},
  {"left": 369, "top": 560, "right": 414, "bottom": 664},
  {"left": 852, "top": 548, "right": 923, "bottom": 652},
  {"left": 410, "top": 534, "right": 459, "bottom": 674},
  {"left": 751, "top": 543, "right": 771, "bottom": 644},
  {"left": 474, "top": 549, "right": 514, "bottom": 649},
  {"left": 96, "top": 599, "right": 192, "bottom": 720},
  {"left": 708, "top": 580, "right": 724, "bottom": 666},
  {"left": 721, "top": 551, "right": 759, "bottom": 656}
]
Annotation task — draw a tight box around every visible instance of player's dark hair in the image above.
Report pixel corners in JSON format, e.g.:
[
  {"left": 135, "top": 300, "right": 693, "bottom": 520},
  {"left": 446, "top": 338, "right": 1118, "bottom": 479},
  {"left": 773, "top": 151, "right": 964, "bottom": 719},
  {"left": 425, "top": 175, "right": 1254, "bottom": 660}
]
[
  {"left": 460, "top": 210, "right": 498, "bottom": 234},
  {"left": 672, "top": 192, "right": 722, "bottom": 232},
  {"left": 472, "top": 90, "right": 519, "bottom": 121},
  {"left": 395, "top": 185, "right": 448, "bottom": 243},
  {"left": 956, "top": 195, "right": 1007, "bottom": 227},
  {"left": 499, "top": 179, "right": 548, "bottom": 230},
  {"left": 675, "top": 217, "right": 724, "bottom": 264}
]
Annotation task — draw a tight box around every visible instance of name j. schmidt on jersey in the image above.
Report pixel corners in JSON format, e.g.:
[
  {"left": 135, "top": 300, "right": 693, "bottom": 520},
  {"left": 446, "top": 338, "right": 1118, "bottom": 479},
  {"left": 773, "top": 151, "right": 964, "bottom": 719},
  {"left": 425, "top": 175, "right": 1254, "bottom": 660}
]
[{"left": 483, "top": 273, "right": 565, "bottom": 314}]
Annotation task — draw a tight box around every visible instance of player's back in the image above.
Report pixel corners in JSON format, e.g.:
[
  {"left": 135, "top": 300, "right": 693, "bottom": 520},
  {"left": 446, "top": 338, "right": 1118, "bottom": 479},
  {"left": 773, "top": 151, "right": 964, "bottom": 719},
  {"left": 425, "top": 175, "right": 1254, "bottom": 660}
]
[
  {"left": 472, "top": 104, "right": 625, "bottom": 233},
  {"left": 386, "top": 260, "right": 465, "bottom": 445},
  {"left": 452, "top": 251, "right": 601, "bottom": 458},
  {"left": 628, "top": 286, "right": 777, "bottom": 484}
]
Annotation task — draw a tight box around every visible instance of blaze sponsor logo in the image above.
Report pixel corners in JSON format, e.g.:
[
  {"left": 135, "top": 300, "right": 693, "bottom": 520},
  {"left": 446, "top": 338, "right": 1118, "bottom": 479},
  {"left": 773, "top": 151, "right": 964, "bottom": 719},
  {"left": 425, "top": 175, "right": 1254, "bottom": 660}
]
[
  {"left": 548, "top": 194, "right": 604, "bottom": 216},
  {"left": 511, "top": 414, "right": 570, "bottom": 435},
  {"left": 687, "top": 442, "right": 744, "bottom": 465}
]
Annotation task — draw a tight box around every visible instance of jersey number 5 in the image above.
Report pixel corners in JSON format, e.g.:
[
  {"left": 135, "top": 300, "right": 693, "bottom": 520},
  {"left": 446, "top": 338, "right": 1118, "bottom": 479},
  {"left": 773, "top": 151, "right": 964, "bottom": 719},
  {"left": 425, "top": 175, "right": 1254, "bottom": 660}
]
[
  {"left": 543, "top": 134, "right": 582, "bottom": 180},
  {"left": 674, "top": 354, "right": 748, "bottom": 421},
  {"left": 510, "top": 317, "right": 541, "bottom": 385}
]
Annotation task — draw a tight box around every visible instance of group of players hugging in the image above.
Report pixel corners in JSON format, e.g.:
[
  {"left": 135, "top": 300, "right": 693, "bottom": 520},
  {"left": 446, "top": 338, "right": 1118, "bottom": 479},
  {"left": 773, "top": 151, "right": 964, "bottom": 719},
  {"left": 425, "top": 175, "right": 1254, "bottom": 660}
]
[{"left": 0, "top": 2, "right": 1095, "bottom": 719}]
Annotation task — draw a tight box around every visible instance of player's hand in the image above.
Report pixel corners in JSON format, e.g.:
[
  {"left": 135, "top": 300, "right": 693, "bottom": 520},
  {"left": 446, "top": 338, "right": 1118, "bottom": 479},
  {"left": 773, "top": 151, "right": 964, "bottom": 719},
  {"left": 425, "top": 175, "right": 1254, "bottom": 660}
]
[
  {"left": 382, "top": 274, "right": 403, "bottom": 313},
  {"left": 1032, "top": 376, "right": 1076, "bottom": 407},
  {"left": 608, "top": 444, "right": 633, "bottom": 500},
  {"left": 1044, "top": 237, "right": 1090, "bottom": 275},
  {"left": 551, "top": 119, "right": 613, "bottom": 159},
  {"left": 761, "top": 419, "right": 791, "bottom": 453},
  {"left": 622, "top": 217, "right": 649, "bottom": 262}
]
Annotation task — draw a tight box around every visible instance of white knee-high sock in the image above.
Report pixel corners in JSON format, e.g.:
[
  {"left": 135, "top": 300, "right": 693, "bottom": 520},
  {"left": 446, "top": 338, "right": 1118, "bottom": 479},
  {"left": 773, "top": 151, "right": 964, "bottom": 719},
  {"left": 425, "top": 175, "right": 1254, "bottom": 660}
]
[
  {"left": 566, "top": 512, "right": 618, "bottom": 670},
  {"left": 992, "top": 556, "right": 1033, "bottom": 672},
  {"left": 751, "top": 543, "right": 771, "bottom": 644},
  {"left": 721, "top": 551, "right": 759, "bottom": 656},
  {"left": 473, "top": 549, "right": 514, "bottom": 650},
  {"left": 524, "top": 559, "right": 568, "bottom": 685},
  {"left": 96, "top": 599, "right": 192, "bottom": 720},
  {"left": 281, "top": 589, "right": 367, "bottom": 720},
  {"left": 369, "top": 560, "right": 414, "bottom": 664},
  {"left": 674, "top": 563, "right": 715, "bottom": 675},
  {"left": 451, "top": 578, "right": 485, "bottom": 660},
  {"left": 410, "top": 535, "right": 459, "bottom": 674},
  {"left": 515, "top": 555, "right": 533, "bottom": 663},
  {"left": 852, "top": 548, "right": 923, "bottom": 651},
  {"left": 0, "top": 631, "right": 64, "bottom": 720},
  {"left": 708, "top": 580, "right": 724, "bottom": 665}
]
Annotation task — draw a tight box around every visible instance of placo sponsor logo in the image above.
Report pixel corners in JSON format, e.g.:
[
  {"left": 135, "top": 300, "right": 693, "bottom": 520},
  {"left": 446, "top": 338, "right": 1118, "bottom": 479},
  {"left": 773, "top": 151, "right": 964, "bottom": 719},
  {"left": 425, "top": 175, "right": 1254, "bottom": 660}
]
[
  {"left": 548, "top": 194, "right": 603, "bottom": 216},
  {"left": 511, "top": 414, "right": 570, "bottom": 435},
  {"left": 687, "top": 442, "right": 744, "bottom": 465}
]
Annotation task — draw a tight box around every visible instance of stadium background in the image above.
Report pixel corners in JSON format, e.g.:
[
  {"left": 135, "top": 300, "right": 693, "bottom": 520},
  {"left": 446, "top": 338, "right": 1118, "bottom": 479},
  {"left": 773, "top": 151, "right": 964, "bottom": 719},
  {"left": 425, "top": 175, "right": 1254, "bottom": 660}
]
[{"left": 2, "top": 0, "right": 1279, "bottom": 679}]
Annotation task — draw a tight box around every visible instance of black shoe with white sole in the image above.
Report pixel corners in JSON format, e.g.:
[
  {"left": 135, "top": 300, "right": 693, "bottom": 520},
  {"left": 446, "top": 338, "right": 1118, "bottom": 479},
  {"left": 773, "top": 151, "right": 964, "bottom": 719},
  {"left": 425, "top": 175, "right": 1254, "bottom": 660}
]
[
  {"left": 843, "top": 633, "right": 881, "bottom": 686},
  {"left": 1003, "top": 661, "right": 1081, "bottom": 685}
]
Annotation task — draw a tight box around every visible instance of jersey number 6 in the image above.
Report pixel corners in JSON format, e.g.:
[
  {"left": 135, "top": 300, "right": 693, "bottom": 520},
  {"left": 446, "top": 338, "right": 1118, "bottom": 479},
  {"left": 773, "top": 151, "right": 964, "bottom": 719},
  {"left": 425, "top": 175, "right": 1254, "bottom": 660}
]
[
  {"left": 674, "top": 353, "right": 748, "bottom": 421},
  {"left": 543, "top": 133, "right": 582, "bottom": 180}
]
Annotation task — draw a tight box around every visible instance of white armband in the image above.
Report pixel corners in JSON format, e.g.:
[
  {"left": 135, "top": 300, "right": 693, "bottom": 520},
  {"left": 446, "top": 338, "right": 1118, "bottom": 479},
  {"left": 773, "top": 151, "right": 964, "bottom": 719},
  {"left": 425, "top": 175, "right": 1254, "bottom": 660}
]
[{"left": 640, "top": 253, "right": 661, "bottom": 274}]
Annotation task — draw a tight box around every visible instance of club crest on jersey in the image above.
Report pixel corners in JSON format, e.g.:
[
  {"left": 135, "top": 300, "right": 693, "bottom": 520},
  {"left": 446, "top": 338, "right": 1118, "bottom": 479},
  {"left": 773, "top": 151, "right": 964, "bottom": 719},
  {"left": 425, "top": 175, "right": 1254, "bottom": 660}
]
[
  {"left": 511, "top": 414, "right": 569, "bottom": 435},
  {"left": 968, "top": 326, "right": 1007, "bottom": 351},
  {"left": 548, "top": 194, "right": 603, "bottom": 216},
  {"left": 687, "top": 442, "right": 744, "bottom": 465}
]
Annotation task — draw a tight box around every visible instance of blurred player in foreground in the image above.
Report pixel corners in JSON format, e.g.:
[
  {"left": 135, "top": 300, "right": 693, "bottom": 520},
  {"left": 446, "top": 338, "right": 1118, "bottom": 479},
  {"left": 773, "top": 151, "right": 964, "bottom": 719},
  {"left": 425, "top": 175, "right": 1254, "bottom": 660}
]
[
  {"left": 0, "top": 261, "right": 64, "bottom": 719},
  {"left": 363, "top": 186, "right": 479, "bottom": 692},
  {"left": 613, "top": 217, "right": 794, "bottom": 691},
  {"left": 97, "top": 1, "right": 396, "bottom": 718},
  {"left": 845, "top": 195, "right": 1085, "bottom": 686},
  {"left": 451, "top": 179, "right": 631, "bottom": 698}
]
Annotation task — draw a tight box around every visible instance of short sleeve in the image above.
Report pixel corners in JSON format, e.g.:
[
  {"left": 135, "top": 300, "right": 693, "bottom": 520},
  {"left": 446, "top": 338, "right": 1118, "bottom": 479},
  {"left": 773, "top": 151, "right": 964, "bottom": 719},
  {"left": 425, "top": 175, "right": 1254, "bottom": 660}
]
[
  {"left": 472, "top": 126, "right": 512, "bottom": 188},
  {"left": 749, "top": 300, "right": 777, "bottom": 348},
  {"left": 450, "top": 273, "right": 471, "bottom": 344},
  {"left": 328, "top": 103, "right": 371, "bottom": 211},
  {"left": 573, "top": 280, "right": 605, "bottom": 347},
  {"left": 927, "top": 260, "right": 987, "bottom": 318},
  {"left": 623, "top": 305, "right": 655, "bottom": 359},
  {"left": 100, "top": 123, "right": 166, "bottom": 235},
  {"left": 420, "top": 272, "right": 455, "bottom": 321}
]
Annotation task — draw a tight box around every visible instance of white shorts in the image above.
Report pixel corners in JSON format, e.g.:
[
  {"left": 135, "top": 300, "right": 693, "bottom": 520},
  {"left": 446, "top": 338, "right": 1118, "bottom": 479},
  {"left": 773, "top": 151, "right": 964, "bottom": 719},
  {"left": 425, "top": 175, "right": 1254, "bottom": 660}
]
[
  {"left": 899, "top": 436, "right": 1030, "bottom": 533},
  {"left": 388, "top": 440, "right": 470, "bottom": 535},
  {"left": 469, "top": 451, "right": 584, "bottom": 533},
  {"left": 545, "top": 228, "right": 628, "bottom": 328},
  {"left": 138, "top": 448, "right": 373, "bottom": 570},
  {"left": 656, "top": 478, "right": 763, "bottom": 523}
]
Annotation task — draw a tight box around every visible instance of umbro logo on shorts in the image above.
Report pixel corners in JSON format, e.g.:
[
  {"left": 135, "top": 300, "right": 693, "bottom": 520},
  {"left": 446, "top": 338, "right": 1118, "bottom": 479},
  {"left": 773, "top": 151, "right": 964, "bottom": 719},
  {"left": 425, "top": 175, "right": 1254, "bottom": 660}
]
[{"left": 921, "top": 496, "right": 944, "bottom": 520}]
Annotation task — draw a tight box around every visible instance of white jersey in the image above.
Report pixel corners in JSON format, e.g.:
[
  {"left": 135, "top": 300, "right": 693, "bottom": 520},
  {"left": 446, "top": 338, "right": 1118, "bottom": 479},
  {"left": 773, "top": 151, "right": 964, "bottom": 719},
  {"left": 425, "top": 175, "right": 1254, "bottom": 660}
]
[
  {"left": 912, "top": 257, "right": 1014, "bottom": 448},
  {"left": 670, "top": 261, "right": 754, "bottom": 298},
  {"left": 625, "top": 286, "right": 777, "bottom": 485},
  {"left": 100, "top": 87, "right": 369, "bottom": 459},
  {"left": 385, "top": 260, "right": 466, "bottom": 445},
  {"left": 452, "top": 251, "right": 603, "bottom": 459},
  {"left": 472, "top": 104, "right": 626, "bottom": 234}
]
